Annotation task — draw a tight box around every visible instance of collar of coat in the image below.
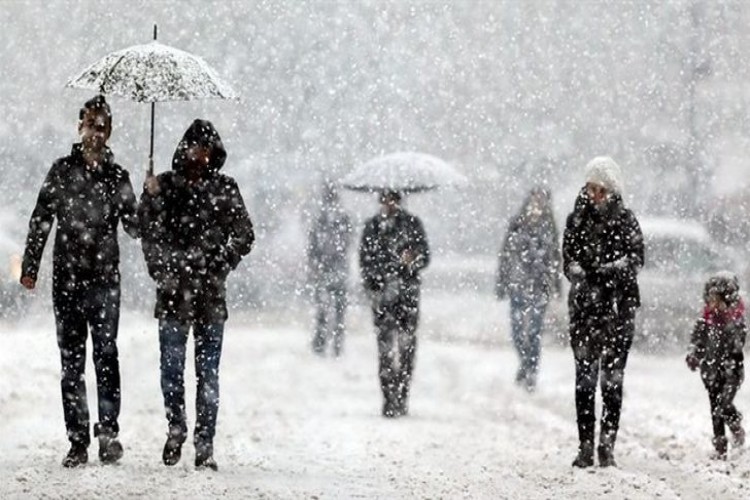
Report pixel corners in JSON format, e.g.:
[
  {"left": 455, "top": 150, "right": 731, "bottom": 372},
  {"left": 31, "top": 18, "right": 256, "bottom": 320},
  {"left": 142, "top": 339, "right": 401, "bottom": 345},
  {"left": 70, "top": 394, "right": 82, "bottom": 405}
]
[{"left": 70, "top": 142, "right": 115, "bottom": 172}]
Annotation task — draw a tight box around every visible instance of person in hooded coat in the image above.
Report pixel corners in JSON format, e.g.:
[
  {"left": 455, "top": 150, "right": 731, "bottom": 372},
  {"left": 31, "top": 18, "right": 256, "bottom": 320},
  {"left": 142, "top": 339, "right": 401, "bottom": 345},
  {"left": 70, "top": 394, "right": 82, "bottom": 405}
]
[
  {"left": 139, "top": 119, "right": 254, "bottom": 471},
  {"left": 359, "top": 190, "right": 430, "bottom": 417},
  {"left": 20, "top": 95, "right": 139, "bottom": 467},
  {"left": 563, "top": 156, "right": 644, "bottom": 468},
  {"left": 496, "top": 187, "right": 561, "bottom": 391},
  {"left": 686, "top": 273, "right": 746, "bottom": 459},
  {"left": 307, "top": 182, "right": 353, "bottom": 357}
]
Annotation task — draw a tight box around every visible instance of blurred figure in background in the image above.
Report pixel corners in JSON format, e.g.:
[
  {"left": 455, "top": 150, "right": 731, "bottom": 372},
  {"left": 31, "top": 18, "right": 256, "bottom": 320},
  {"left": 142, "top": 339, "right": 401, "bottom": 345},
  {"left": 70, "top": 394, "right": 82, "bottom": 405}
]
[
  {"left": 307, "top": 182, "right": 353, "bottom": 357},
  {"left": 563, "top": 156, "right": 644, "bottom": 468},
  {"left": 359, "top": 190, "right": 430, "bottom": 417},
  {"left": 686, "top": 273, "right": 746, "bottom": 460},
  {"left": 496, "top": 187, "right": 561, "bottom": 392}
]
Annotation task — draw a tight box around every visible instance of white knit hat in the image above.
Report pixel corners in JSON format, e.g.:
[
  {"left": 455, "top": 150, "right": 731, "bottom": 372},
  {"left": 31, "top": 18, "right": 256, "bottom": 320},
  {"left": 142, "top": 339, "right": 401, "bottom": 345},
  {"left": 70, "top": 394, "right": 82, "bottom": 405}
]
[{"left": 585, "top": 156, "right": 623, "bottom": 195}]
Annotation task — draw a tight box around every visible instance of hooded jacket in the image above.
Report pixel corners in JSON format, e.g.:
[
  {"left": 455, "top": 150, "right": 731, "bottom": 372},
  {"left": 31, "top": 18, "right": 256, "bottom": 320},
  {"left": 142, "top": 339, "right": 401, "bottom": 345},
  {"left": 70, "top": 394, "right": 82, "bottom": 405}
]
[
  {"left": 139, "top": 120, "right": 254, "bottom": 323},
  {"left": 22, "top": 143, "right": 139, "bottom": 291}
]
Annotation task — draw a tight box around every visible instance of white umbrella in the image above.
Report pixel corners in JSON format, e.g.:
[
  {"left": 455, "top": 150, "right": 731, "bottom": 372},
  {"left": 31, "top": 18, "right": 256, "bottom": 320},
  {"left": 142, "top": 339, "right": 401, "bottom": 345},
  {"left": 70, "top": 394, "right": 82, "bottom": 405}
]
[
  {"left": 340, "top": 152, "right": 467, "bottom": 193},
  {"left": 65, "top": 25, "right": 238, "bottom": 174}
]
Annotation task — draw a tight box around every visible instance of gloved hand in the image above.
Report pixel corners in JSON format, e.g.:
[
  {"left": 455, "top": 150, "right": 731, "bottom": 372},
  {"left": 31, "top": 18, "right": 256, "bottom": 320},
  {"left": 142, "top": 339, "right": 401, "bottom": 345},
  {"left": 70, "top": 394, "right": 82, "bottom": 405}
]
[{"left": 686, "top": 353, "right": 700, "bottom": 372}]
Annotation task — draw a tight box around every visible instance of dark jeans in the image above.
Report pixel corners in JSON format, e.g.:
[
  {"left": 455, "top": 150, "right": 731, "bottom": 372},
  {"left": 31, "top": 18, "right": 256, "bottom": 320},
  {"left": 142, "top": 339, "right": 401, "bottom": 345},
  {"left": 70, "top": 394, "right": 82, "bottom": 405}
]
[
  {"left": 53, "top": 285, "right": 121, "bottom": 446},
  {"left": 510, "top": 293, "right": 548, "bottom": 382},
  {"left": 570, "top": 303, "right": 635, "bottom": 451},
  {"left": 373, "top": 290, "right": 419, "bottom": 411},
  {"left": 702, "top": 369, "right": 743, "bottom": 441},
  {"left": 312, "top": 283, "right": 347, "bottom": 356},
  {"left": 159, "top": 320, "right": 224, "bottom": 447}
]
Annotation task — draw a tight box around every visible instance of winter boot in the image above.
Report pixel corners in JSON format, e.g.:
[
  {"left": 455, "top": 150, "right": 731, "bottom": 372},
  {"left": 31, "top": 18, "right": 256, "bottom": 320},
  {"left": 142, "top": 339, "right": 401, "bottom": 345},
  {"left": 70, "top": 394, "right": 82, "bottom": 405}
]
[
  {"left": 162, "top": 427, "right": 186, "bottom": 466},
  {"left": 94, "top": 424, "right": 123, "bottom": 465},
  {"left": 195, "top": 442, "right": 218, "bottom": 471},
  {"left": 62, "top": 443, "right": 88, "bottom": 468},
  {"left": 711, "top": 436, "right": 728, "bottom": 460},
  {"left": 729, "top": 421, "right": 745, "bottom": 448},
  {"left": 572, "top": 441, "right": 595, "bottom": 468},
  {"left": 597, "top": 444, "right": 617, "bottom": 468}
]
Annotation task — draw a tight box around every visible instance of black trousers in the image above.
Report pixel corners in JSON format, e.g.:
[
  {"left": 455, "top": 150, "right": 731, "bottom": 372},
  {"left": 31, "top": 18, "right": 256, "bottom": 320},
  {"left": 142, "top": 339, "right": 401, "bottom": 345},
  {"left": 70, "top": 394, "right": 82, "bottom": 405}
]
[
  {"left": 373, "top": 291, "right": 419, "bottom": 410},
  {"left": 702, "top": 368, "right": 743, "bottom": 441},
  {"left": 570, "top": 302, "right": 635, "bottom": 450},
  {"left": 53, "top": 284, "right": 121, "bottom": 446}
]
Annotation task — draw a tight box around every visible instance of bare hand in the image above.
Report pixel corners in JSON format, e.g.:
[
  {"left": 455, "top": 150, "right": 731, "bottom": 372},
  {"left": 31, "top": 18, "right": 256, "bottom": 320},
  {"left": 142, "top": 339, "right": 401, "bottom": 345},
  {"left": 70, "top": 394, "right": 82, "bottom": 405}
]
[
  {"left": 20, "top": 276, "right": 35, "bottom": 290},
  {"left": 144, "top": 175, "right": 160, "bottom": 196}
]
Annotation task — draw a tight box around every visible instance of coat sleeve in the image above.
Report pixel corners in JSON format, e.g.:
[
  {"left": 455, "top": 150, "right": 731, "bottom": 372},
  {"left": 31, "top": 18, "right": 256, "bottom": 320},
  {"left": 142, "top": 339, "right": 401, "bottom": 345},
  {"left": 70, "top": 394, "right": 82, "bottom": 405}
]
[
  {"left": 220, "top": 179, "right": 254, "bottom": 270},
  {"left": 138, "top": 187, "right": 180, "bottom": 281},
  {"left": 548, "top": 217, "right": 563, "bottom": 294},
  {"left": 730, "top": 317, "right": 747, "bottom": 362},
  {"left": 623, "top": 211, "right": 644, "bottom": 274},
  {"left": 118, "top": 171, "right": 140, "bottom": 239},
  {"left": 495, "top": 226, "right": 514, "bottom": 299},
  {"left": 562, "top": 212, "right": 581, "bottom": 282},
  {"left": 21, "top": 164, "right": 59, "bottom": 281},
  {"left": 688, "top": 319, "right": 708, "bottom": 360},
  {"left": 406, "top": 216, "right": 430, "bottom": 274},
  {"left": 359, "top": 219, "right": 381, "bottom": 292}
]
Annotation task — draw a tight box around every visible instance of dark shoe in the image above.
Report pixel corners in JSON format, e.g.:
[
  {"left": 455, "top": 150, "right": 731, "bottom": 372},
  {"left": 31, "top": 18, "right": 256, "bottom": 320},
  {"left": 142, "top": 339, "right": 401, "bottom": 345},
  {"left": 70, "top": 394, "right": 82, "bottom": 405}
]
[
  {"left": 62, "top": 443, "right": 88, "bottom": 468},
  {"left": 729, "top": 422, "right": 745, "bottom": 448},
  {"left": 95, "top": 425, "right": 123, "bottom": 465},
  {"left": 195, "top": 443, "right": 217, "bottom": 471},
  {"left": 711, "top": 436, "right": 728, "bottom": 460},
  {"left": 162, "top": 429, "right": 186, "bottom": 466},
  {"left": 572, "top": 442, "right": 594, "bottom": 468},
  {"left": 597, "top": 445, "right": 617, "bottom": 468}
]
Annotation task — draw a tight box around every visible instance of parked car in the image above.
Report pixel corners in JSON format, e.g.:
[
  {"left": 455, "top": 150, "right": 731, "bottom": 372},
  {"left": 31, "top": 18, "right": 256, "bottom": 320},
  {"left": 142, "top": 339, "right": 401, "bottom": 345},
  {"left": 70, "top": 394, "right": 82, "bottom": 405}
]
[{"left": 635, "top": 217, "right": 742, "bottom": 351}]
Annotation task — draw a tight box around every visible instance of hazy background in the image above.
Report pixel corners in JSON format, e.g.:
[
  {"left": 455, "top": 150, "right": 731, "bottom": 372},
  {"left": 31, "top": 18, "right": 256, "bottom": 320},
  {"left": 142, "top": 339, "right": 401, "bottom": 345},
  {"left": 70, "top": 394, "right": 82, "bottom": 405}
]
[{"left": 2, "top": 0, "right": 750, "bottom": 312}]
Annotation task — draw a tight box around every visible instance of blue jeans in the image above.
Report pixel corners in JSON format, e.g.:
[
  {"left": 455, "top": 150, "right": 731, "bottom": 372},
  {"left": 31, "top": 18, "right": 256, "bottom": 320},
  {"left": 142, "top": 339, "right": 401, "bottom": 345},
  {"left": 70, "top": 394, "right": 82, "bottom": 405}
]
[
  {"left": 159, "top": 320, "right": 224, "bottom": 446},
  {"left": 509, "top": 293, "right": 547, "bottom": 382}
]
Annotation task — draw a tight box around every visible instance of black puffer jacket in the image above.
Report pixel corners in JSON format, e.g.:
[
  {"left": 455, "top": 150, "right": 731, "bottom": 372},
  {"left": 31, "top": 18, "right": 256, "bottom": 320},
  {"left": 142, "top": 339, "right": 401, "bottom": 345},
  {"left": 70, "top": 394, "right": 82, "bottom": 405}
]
[
  {"left": 22, "top": 143, "right": 139, "bottom": 290},
  {"left": 139, "top": 120, "right": 254, "bottom": 323},
  {"left": 563, "top": 188, "right": 644, "bottom": 317}
]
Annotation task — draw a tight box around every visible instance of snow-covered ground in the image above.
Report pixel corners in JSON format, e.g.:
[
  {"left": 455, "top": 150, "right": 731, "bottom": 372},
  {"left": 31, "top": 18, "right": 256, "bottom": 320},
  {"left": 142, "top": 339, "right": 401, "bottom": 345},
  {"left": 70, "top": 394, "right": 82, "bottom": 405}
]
[{"left": 1, "top": 295, "right": 749, "bottom": 499}]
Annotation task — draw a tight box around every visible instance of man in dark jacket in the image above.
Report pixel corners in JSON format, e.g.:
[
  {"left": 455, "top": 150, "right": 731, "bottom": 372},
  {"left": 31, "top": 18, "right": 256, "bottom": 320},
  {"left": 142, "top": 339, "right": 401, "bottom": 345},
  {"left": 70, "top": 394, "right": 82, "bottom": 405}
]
[
  {"left": 496, "top": 187, "right": 561, "bottom": 391},
  {"left": 307, "top": 182, "right": 353, "bottom": 356},
  {"left": 563, "top": 157, "right": 644, "bottom": 468},
  {"left": 139, "top": 119, "right": 254, "bottom": 470},
  {"left": 359, "top": 190, "right": 430, "bottom": 417},
  {"left": 20, "top": 95, "right": 139, "bottom": 467}
]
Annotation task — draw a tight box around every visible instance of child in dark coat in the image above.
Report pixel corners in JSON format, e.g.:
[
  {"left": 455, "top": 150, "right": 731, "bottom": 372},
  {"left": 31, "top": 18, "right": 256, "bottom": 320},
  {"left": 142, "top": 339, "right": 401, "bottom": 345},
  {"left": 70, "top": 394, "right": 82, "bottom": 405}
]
[{"left": 686, "top": 273, "right": 746, "bottom": 459}]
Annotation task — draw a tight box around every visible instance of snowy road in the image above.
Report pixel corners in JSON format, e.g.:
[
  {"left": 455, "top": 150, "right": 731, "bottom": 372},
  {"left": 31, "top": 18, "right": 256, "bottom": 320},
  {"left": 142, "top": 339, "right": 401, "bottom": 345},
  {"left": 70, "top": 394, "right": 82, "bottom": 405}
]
[{"left": 1, "top": 300, "right": 750, "bottom": 499}]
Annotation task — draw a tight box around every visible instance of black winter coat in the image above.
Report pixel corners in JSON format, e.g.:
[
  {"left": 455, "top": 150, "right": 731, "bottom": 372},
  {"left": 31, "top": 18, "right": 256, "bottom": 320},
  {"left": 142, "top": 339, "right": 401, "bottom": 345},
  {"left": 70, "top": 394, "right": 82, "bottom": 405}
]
[
  {"left": 359, "top": 209, "right": 430, "bottom": 300},
  {"left": 563, "top": 189, "right": 644, "bottom": 318},
  {"left": 307, "top": 204, "right": 352, "bottom": 289},
  {"left": 139, "top": 120, "right": 254, "bottom": 323},
  {"left": 689, "top": 308, "right": 746, "bottom": 379},
  {"left": 22, "top": 143, "right": 139, "bottom": 291},
  {"left": 496, "top": 211, "right": 561, "bottom": 300}
]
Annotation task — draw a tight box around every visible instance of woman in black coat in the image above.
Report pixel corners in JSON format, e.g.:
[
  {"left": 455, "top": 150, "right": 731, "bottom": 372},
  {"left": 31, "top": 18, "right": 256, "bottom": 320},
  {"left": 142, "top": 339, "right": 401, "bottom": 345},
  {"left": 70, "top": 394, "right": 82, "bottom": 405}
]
[
  {"left": 496, "top": 187, "right": 561, "bottom": 391},
  {"left": 563, "top": 156, "right": 644, "bottom": 468}
]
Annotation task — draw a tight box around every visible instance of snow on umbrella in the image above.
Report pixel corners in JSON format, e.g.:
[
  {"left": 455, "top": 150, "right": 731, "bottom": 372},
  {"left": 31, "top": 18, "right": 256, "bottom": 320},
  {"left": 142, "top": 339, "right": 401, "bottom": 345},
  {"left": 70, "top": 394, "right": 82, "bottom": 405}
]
[
  {"left": 340, "top": 152, "right": 467, "bottom": 193},
  {"left": 65, "top": 26, "right": 238, "bottom": 174}
]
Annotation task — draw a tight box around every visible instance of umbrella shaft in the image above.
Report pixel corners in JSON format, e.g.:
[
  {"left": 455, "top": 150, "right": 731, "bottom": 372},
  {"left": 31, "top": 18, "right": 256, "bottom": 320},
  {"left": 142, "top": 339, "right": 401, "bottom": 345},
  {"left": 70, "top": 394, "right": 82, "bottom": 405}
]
[{"left": 149, "top": 101, "right": 155, "bottom": 175}]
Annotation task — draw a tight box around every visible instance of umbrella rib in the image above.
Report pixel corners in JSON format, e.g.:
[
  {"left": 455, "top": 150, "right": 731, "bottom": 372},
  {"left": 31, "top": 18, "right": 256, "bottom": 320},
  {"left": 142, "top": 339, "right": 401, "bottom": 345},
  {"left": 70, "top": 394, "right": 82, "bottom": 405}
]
[{"left": 99, "top": 54, "right": 127, "bottom": 95}]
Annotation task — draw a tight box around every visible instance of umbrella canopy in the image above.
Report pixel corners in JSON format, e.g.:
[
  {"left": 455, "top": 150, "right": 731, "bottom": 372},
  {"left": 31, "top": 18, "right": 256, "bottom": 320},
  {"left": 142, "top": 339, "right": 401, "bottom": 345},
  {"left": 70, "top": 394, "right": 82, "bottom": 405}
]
[
  {"left": 65, "top": 41, "right": 238, "bottom": 102},
  {"left": 340, "top": 152, "right": 467, "bottom": 193}
]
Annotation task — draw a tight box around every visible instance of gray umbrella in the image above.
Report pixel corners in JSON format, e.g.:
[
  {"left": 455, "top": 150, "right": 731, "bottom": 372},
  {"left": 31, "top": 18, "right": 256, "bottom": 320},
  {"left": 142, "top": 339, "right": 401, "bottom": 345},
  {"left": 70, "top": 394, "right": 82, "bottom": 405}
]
[
  {"left": 66, "top": 26, "right": 238, "bottom": 174},
  {"left": 340, "top": 152, "right": 467, "bottom": 194}
]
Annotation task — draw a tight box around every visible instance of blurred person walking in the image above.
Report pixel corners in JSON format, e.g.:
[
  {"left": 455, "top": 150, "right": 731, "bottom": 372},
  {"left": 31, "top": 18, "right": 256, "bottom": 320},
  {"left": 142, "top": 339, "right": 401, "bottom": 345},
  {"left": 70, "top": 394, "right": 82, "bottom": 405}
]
[
  {"left": 139, "top": 119, "right": 254, "bottom": 470},
  {"left": 496, "top": 187, "right": 561, "bottom": 391},
  {"left": 563, "top": 157, "right": 644, "bottom": 468},
  {"left": 20, "top": 95, "right": 139, "bottom": 467},
  {"left": 307, "top": 182, "right": 353, "bottom": 357},
  {"left": 359, "top": 191, "right": 430, "bottom": 417}
]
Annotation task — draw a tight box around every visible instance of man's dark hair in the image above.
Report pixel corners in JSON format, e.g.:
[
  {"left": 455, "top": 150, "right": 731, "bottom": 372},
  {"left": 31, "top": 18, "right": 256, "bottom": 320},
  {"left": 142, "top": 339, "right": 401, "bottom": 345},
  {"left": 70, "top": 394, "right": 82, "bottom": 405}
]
[{"left": 79, "top": 95, "right": 112, "bottom": 128}]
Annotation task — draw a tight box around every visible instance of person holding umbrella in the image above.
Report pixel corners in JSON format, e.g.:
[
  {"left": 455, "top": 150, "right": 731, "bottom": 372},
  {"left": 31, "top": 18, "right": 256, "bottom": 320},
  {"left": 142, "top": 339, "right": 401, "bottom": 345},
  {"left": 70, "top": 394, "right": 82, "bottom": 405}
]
[
  {"left": 20, "top": 95, "right": 139, "bottom": 467},
  {"left": 139, "top": 119, "right": 254, "bottom": 470},
  {"left": 359, "top": 190, "right": 430, "bottom": 417}
]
